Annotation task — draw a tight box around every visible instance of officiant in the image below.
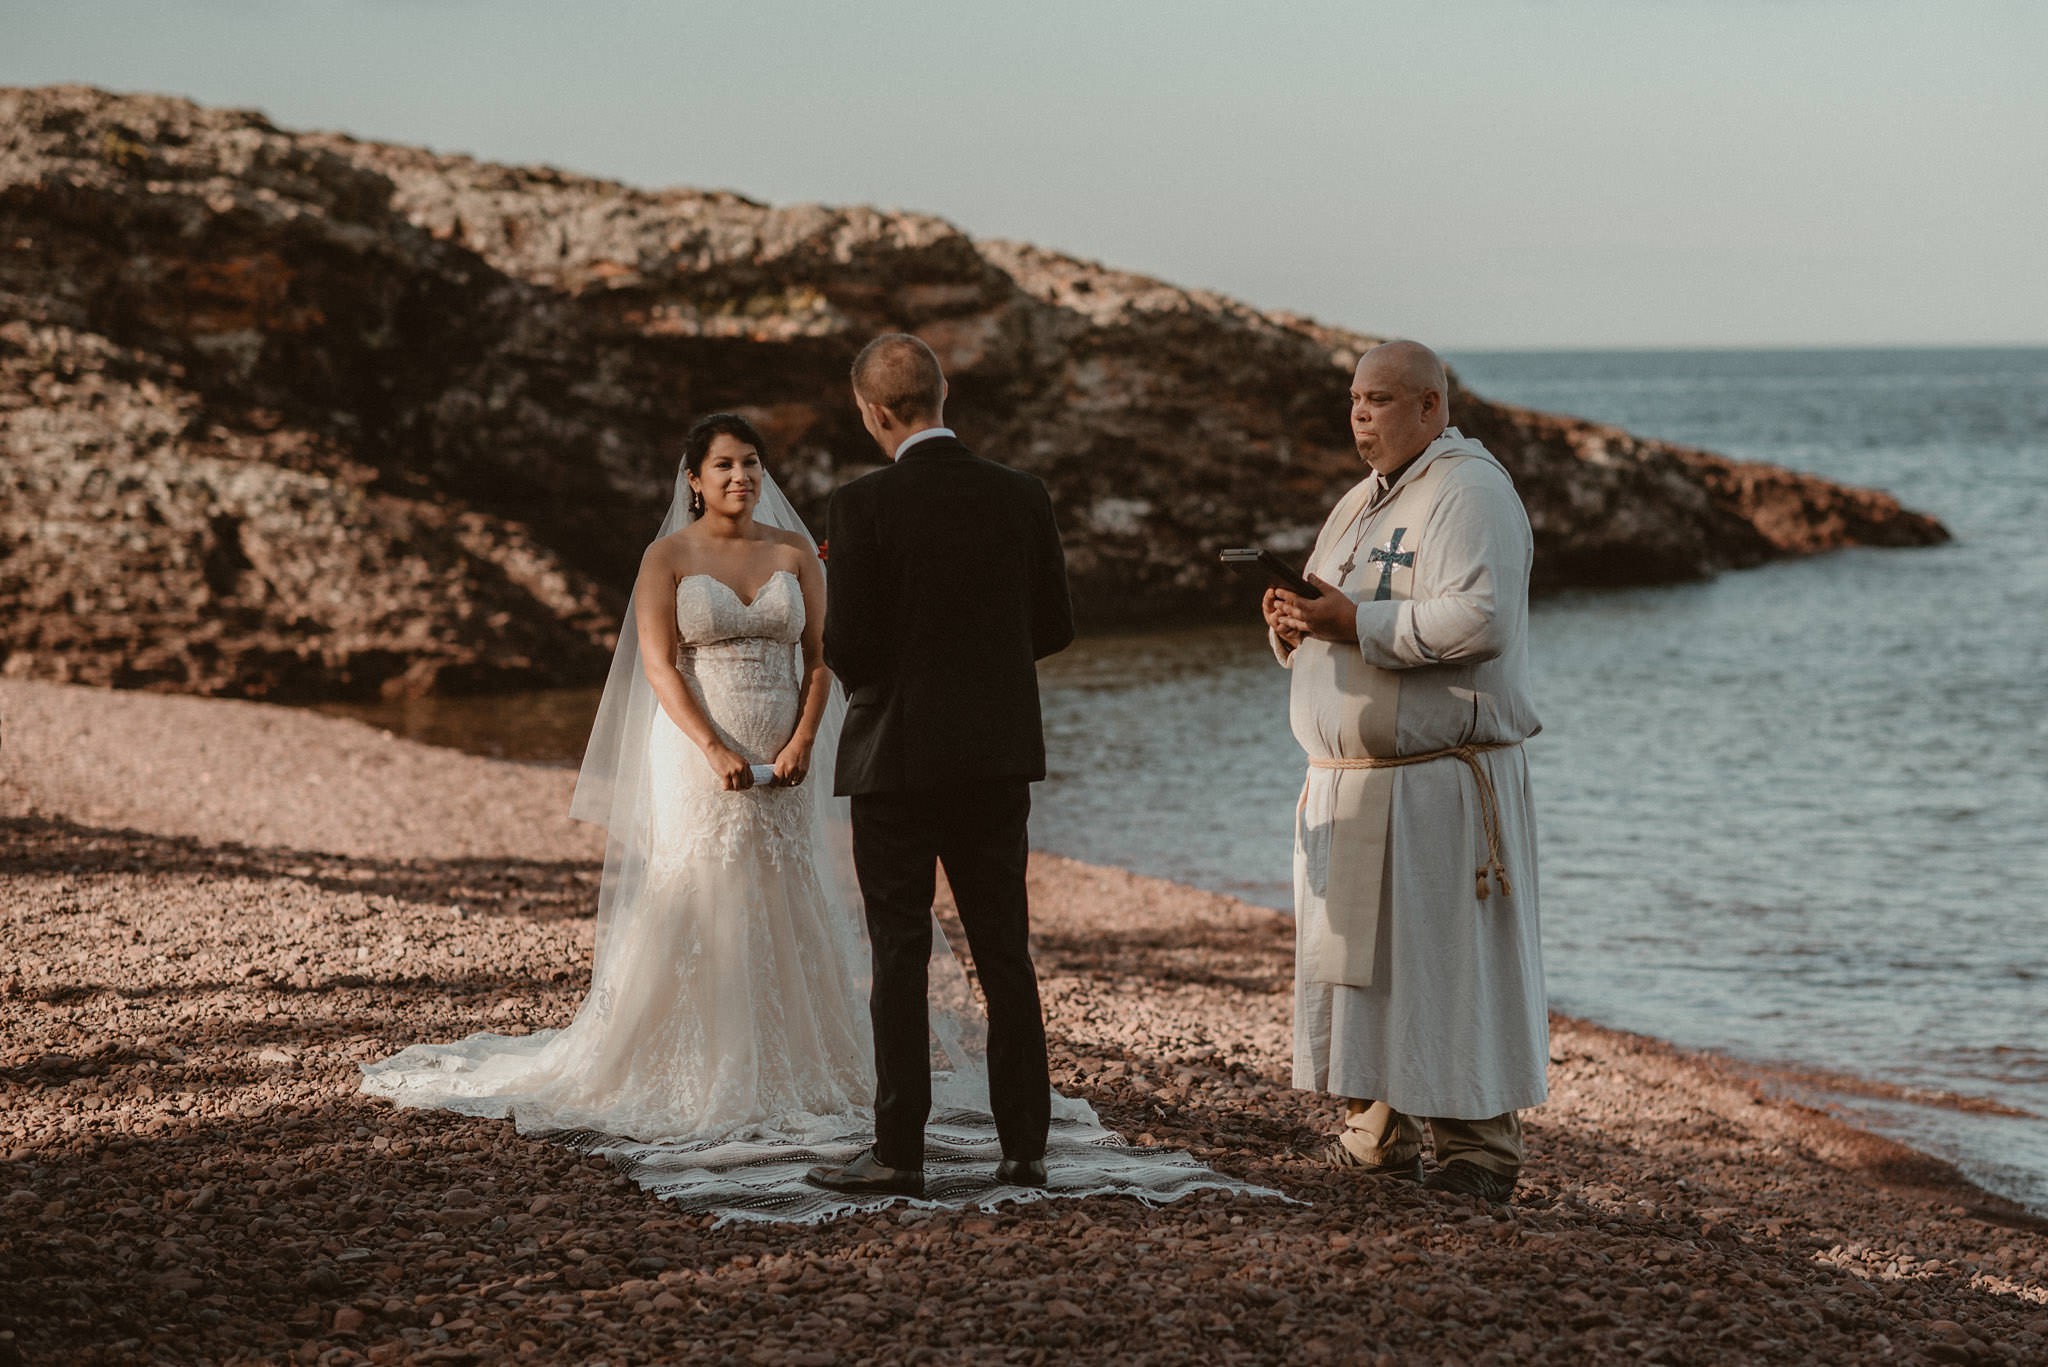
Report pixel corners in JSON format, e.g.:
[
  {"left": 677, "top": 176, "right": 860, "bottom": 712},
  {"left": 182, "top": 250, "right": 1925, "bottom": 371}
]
[{"left": 1266, "top": 340, "right": 1548, "bottom": 1203}]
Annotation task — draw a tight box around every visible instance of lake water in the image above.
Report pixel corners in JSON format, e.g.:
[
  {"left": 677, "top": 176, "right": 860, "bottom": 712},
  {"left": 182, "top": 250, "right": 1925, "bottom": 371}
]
[{"left": 321, "top": 348, "right": 2048, "bottom": 1212}]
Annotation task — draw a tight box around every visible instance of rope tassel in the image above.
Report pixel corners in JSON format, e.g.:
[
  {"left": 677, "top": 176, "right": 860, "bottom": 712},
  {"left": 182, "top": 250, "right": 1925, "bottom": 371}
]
[{"left": 1311, "top": 740, "right": 1518, "bottom": 907}]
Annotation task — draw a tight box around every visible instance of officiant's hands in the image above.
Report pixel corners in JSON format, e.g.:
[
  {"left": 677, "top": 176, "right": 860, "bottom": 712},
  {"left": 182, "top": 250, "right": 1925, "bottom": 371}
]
[
  {"left": 1262, "top": 587, "right": 1304, "bottom": 649},
  {"left": 1275, "top": 575, "right": 1359, "bottom": 644},
  {"left": 701, "top": 740, "right": 755, "bottom": 790}
]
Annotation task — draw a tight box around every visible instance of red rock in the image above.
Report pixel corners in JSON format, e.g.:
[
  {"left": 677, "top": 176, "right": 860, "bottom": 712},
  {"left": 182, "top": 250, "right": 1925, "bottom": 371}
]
[{"left": 0, "top": 86, "right": 1946, "bottom": 700}]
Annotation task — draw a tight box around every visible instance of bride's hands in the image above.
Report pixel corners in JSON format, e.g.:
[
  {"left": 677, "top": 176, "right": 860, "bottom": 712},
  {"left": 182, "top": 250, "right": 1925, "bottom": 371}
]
[
  {"left": 772, "top": 736, "right": 812, "bottom": 788},
  {"left": 701, "top": 740, "right": 754, "bottom": 791}
]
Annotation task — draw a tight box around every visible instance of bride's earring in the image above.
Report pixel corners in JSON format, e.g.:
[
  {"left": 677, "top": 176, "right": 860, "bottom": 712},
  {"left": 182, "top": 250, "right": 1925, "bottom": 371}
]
[{"left": 689, "top": 482, "right": 705, "bottom": 517}]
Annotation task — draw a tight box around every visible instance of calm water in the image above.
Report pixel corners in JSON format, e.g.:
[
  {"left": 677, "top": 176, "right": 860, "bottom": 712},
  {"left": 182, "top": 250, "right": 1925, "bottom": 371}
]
[
  {"left": 1039, "top": 348, "right": 2048, "bottom": 1212},
  {"left": 322, "top": 348, "right": 2048, "bottom": 1211}
]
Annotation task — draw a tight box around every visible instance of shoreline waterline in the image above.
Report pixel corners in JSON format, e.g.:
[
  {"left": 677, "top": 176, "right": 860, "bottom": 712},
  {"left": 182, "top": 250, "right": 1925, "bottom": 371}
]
[{"left": 303, "top": 664, "right": 2048, "bottom": 1221}]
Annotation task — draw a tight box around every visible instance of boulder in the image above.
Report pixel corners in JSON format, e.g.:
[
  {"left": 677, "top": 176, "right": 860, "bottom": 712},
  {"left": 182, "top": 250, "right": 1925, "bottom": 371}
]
[{"left": 0, "top": 86, "right": 1946, "bottom": 699}]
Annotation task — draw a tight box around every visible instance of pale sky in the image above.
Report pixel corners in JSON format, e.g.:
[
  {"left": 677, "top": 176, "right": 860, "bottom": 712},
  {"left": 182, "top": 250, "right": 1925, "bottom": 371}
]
[{"left": 6, "top": 0, "right": 2044, "bottom": 349}]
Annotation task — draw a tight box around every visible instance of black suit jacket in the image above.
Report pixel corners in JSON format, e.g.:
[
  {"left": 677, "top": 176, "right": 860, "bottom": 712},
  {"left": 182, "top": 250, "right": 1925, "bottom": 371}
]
[{"left": 825, "top": 435, "right": 1075, "bottom": 796}]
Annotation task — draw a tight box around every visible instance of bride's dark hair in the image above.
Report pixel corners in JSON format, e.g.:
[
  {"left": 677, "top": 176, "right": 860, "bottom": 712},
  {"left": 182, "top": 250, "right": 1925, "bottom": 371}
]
[{"left": 682, "top": 413, "right": 769, "bottom": 517}]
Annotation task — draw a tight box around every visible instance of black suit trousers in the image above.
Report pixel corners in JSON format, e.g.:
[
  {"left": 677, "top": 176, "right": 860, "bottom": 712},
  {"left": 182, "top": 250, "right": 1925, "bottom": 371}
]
[{"left": 850, "top": 781, "right": 1050, "bottom": 1167}]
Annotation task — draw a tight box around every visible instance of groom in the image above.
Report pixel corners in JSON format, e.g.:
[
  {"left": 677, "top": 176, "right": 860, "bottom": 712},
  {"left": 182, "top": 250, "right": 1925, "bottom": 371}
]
[{"left": 807, "top": 333, "right": 1075, "bottom": 1198}]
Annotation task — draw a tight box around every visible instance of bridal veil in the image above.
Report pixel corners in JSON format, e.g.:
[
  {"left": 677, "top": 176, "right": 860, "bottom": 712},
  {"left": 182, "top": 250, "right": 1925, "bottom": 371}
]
[{"left": 366, "top": 451, "right": 1279, "bottom": 1223}]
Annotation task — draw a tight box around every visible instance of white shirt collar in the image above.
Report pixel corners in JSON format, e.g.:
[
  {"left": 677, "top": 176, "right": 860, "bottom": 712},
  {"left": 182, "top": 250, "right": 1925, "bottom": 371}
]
[{"left": 892, "top": 426, "right": 955, "bottom": 460}]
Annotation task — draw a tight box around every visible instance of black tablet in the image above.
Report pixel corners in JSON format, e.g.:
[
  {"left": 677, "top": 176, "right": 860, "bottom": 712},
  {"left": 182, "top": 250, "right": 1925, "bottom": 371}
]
[{"left": 1219, "top": 547, "right": 1321, "bottom": 599}]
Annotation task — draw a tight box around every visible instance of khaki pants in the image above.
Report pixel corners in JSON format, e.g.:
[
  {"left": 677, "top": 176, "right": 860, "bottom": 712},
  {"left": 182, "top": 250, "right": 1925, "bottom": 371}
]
[{"left": 1340, "top": 1099, "right": 1523, "bottom": 1178}]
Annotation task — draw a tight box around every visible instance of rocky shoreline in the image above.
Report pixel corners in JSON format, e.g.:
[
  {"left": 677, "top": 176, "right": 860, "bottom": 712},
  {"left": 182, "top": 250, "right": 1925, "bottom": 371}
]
[
  {"left": 1, "top": 85, "right": 1948, "bottom": 702},
  {"left": 2, "top": 679, "right": 2043, "bottom": 1365}
]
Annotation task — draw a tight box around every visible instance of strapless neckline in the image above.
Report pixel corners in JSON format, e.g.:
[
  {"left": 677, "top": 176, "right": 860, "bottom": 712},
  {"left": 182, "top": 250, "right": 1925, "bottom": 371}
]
[{"left": 679, "top": 569, "right": 795, "bottom": 611}]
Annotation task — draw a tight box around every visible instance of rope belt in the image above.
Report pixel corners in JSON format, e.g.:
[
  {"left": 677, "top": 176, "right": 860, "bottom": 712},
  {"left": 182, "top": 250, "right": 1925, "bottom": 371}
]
[{"left": 1309, "top": 740, "right": 1521, "bottom": 901}]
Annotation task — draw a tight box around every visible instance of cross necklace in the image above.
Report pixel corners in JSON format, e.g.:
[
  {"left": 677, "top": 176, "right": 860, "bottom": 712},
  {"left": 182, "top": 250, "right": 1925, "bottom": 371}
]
[
  {"left": 1336, "top": 496, "right": 1416, "bottom": 600},
  {"left": 1334, "top": 513, "right": 1373, "bottom": 583},
  {"left": 1335, "top": 472, "right": 1402, "bottom": 583}
]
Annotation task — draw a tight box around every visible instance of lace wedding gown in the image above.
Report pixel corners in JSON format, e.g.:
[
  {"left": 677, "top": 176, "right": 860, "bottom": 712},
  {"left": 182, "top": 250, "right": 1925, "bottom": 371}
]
[{"left": 363, "top": 571, "right": 1277, "bottom": 1223}]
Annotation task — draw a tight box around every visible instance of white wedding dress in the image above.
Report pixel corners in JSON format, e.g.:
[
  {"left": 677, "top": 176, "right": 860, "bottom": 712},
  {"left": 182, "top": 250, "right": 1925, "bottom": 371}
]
[{"left": 362, "top": 483, "right": 1279, "bottom": 1225}]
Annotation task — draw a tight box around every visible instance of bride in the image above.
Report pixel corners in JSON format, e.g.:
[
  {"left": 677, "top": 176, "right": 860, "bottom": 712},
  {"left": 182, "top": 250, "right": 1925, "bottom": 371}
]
[{"left": 361, "top": 414, "right": 1270, "bottom": 1222}]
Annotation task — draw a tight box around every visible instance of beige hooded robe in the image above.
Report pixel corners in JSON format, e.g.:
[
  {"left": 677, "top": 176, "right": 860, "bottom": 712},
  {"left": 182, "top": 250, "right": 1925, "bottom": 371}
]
[{"left": 1276, "top": 428, "right": 1548, "bottom": 1118}]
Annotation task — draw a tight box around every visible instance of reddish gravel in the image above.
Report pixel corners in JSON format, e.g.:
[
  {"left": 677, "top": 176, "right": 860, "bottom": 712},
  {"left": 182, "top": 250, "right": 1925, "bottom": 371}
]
[{"left": 3, "top": 679, "right": 2044, "bottom": 1366}]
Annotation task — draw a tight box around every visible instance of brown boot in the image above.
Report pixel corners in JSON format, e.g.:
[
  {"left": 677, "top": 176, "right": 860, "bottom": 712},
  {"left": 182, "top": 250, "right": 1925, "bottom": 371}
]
[
  {"left": 1421, "top": 1160, "right": 1516, "bottom": 1203},
  {"left": 1312, "top": 1099, "right": 1422, "bottom": 1180}
]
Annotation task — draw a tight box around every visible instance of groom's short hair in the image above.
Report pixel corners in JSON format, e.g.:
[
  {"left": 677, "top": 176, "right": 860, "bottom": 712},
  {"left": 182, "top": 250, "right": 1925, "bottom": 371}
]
[{"left": 851, "top": 334, "right": 945, "bottom": 423}]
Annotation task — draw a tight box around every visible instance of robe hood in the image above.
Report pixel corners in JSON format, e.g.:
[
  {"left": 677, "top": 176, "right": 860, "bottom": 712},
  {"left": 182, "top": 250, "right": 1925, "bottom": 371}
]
[{"left": 1381, "top": 427, "right": 1507, "bottom": 503}]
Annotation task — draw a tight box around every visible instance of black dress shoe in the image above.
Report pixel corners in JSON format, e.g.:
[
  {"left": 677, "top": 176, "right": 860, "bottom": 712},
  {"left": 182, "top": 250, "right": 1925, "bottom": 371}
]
[
  {"left": 804, "top": 1148, "right": 924, "bottom": 1198},
  {"left": 994, "top": 1157, "right": 1048, "bottom": 1188},
  {"left": 1421, "top": 1159, "right": 1516, "bottom": 1203}
]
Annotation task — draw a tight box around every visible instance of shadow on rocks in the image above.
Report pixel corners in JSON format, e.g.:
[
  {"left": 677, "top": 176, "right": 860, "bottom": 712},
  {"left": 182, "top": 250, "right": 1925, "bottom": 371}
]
[{"left": 1, "top": 812, "right": 600, "bottom": 921}]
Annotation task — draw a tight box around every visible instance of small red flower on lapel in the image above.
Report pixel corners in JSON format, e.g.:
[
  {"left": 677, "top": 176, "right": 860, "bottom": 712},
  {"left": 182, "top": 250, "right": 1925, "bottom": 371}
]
[{"left": 816, "top": 540, "right": 829, "bottom": 562}]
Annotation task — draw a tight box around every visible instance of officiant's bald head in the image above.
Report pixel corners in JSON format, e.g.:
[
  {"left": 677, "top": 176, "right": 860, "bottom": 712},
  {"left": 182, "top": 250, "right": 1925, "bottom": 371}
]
[{"left": 1349, "top": 340, "right": 1450, "bottom": 475}]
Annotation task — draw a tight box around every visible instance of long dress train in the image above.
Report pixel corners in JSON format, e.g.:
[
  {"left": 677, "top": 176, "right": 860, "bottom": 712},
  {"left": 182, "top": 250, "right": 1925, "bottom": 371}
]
[{"left": 361, "top": 571, "right": 1278, "bottom": 1223}]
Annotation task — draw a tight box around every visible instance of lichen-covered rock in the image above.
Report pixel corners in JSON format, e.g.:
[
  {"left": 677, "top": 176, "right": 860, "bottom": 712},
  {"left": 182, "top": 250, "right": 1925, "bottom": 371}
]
[
  {"left": 0, "top": 321, "right": 614, "bottom": 698},
  {"left": 0, "top": 85, "right": 1947, "bottom": 699}
]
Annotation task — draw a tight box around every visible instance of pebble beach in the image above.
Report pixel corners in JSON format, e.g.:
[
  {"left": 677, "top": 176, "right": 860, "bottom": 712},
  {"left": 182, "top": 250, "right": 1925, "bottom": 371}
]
[{"left": 3, "top": 678, "right": 2044, "bottom": 1366}]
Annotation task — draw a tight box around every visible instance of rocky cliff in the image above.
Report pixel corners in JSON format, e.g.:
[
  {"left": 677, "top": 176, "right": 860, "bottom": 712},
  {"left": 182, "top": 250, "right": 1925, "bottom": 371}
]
[{"left": 0, "top": 86, "right": 1947, "bottom": 700}]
